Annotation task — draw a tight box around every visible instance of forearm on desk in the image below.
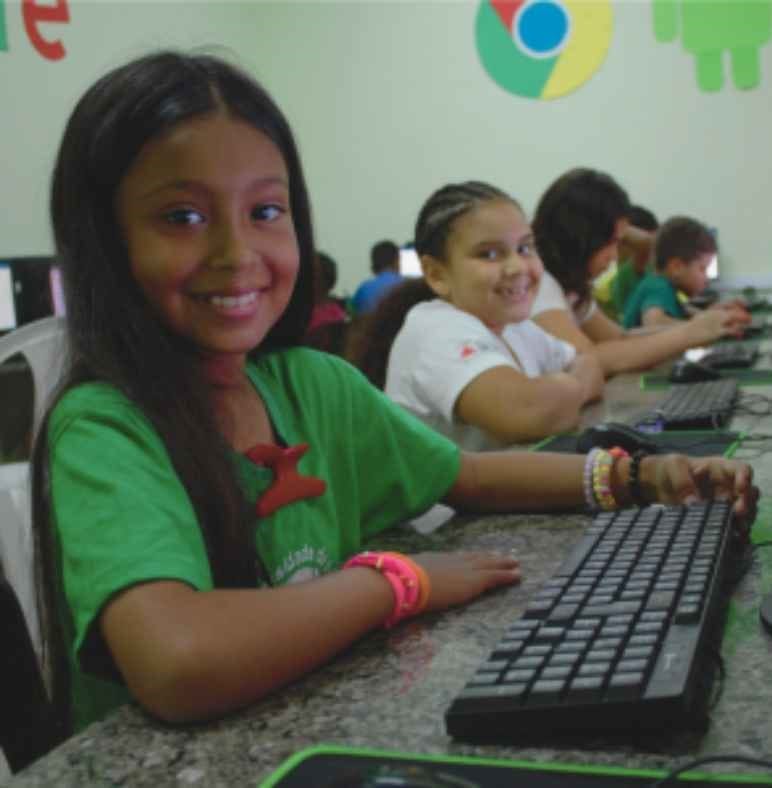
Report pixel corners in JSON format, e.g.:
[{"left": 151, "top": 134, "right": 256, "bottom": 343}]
[
  {"left": 445, "top": 451, "right": 586, "bottom": 512},
  {"left": 593, "top": 322, "right": 695, "bottom": 375},
  {"left": 101, "top": 570, "right": 393, "bottom": 724}
]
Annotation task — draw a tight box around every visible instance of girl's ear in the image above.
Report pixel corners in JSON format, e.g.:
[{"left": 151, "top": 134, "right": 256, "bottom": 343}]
[{"left": 421, "top": 255, "right": 450, "bottom": 298}]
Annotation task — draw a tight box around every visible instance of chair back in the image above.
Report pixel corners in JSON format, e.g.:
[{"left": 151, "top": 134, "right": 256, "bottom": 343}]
[
  {"left": 0, "top": 468, "right": 39, "bottom": 655},
  {"left": 0, "top": 316, "right": 67, "bottom": 437}
]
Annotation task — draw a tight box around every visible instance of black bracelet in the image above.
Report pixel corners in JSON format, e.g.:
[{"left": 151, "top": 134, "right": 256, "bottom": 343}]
[{"left": 628, "top": 450, "right": 648, "bottom": 505}]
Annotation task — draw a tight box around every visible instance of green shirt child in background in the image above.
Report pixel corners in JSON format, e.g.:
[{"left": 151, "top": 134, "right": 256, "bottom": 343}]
[{"left": 623, "top": 216, "right": 748, "bottom": 330}]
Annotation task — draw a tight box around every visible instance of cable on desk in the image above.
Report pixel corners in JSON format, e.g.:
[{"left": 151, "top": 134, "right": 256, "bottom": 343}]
[
  {"left": 647, "top": 755, "right": 772, "bottom": 787},
  {"left": 735, "top": 391, "right": 772, "bottom": 417},
  {"left": 703, "top": 647, "right": 726, "bottom": 711}
]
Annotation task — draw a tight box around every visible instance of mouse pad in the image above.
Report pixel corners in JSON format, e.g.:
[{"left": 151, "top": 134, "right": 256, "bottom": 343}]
[
  {"left": 533, "top": 431, "right": 742, "bottom": 458},
  {"left": 640, "top": 370, "right": 772, "bottom": 389},
  {"left": 259, "top": 745, "right": 771, "bottom": 787}
]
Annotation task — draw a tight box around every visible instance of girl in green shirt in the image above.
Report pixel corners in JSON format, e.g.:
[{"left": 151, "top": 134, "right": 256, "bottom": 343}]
[{"left": 32, "top": 51, "right": 759, "bottom": 738}]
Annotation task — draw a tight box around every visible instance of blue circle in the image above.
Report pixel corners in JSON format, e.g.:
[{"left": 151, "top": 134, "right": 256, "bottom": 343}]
[{"left": 517, "top": 1, "right": 569, "bottom": 55}]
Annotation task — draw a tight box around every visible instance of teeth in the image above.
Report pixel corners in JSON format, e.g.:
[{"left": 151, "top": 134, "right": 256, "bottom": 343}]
[{"left": 209, "top": 292, "right": 258, "bottom": 308}]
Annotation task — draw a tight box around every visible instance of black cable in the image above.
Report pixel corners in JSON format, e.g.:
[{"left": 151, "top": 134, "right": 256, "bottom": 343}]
[
  {"left": 647, "top": 755, "right": 772, "bottom": 787},
  {"left": 704, "top": 647, "right": 726, "bottom": 710}
]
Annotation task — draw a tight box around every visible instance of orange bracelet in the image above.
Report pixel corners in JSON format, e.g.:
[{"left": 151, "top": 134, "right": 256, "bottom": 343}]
[{"left": 343, "top": 551, "right": 431, "bottom": 628}]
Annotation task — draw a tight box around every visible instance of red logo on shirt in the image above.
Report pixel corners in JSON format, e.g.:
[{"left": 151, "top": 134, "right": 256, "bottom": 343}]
[{"left": 460, "top": 344, "right": 477, "bottom": 359}]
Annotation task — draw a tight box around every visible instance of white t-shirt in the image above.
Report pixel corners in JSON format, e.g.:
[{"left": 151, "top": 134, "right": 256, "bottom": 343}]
[
  {"left": 530, "top": 269, "right": 597, "bottom": 325},
  {"left": 384, "top": 299, "right": 576, "bottom": 451}
]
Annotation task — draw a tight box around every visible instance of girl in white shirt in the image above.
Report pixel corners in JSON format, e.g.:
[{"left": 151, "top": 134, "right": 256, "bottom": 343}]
[
  {"left": 348, "top": 181, "right": 604, "bottom": 450},
  {"left": 530, "top": 168, "right": 748, "bottom": 376}
]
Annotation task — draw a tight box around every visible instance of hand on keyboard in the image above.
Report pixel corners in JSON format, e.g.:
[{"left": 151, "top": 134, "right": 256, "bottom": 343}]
[
  {"left": 637, "top": 454, "right": 758, "bottom": 531},
  {"left": 688, "top": 303, "right": 750, "bottom": 343},
  {"left": 409, "top": 551, "right": 521, "bottom": 613}
]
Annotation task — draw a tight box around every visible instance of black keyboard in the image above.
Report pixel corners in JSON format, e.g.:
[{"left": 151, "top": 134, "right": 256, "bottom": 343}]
[
  {"left": 698, "top": 344, "right": 759, "bottom": 369},
  {"left": 635, "top": 379, "right": 739, "bottom": 430},
  {"left": 445, "top": 502, "right": 739, "bottom": 742},
  {"left": 745, "top": 315, "right": 767, "bottom": 335}
]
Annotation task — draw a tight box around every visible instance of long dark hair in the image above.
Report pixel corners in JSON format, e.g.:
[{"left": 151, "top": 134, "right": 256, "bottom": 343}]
[
  {"left": 532, "top": 168, "right": 630, "bottom": 305},
  {"left": 346, "top": 181, "right": 515, "bottom": 388},
  {"left": 32, "top": 50, "right": 316, "bottom": 732}
]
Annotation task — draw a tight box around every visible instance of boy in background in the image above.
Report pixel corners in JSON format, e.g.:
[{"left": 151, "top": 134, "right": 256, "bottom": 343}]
[{"left": 622, "top": 216, "right": 748, "bottom": 330}]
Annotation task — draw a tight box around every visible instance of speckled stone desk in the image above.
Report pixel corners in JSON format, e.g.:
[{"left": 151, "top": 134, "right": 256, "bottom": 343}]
[{"left": 6, "top": 359, "right": 772, "bottom": 788}]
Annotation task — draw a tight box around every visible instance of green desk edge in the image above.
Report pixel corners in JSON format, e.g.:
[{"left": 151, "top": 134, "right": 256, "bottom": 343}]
[{"left": 259, "top": 744, "right": 771, "bottom": 786}]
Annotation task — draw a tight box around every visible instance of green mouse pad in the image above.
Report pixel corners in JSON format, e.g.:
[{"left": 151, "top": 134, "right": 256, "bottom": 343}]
[
  {"left": 640, "top": 370, "right": 772, "bottom": 390},
  {"left": 532, "top": 431, "right": 743, "bottom": 458},
  {"left": 259, "top": 745, "right": 772, "bottom": 787}
]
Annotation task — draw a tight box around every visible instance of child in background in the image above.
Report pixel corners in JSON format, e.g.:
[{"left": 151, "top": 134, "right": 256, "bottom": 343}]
[
  {"left": 530, "top": 168, "right": 750, "bottom": 376},
  {"left": 33, "top": 52, "right": 758, "bottom": 737},
  {"left": 303, "top": 252, "right": 349, "bottom": 353},
  {"left": 349, "top": 181, "right": 604, "bottom": 449},
  {"left": 622, "top": 216, "right": 747, "bottom": 330},
  {"left": 610, "top": 204, "right": 659, "bottom": 320},
  {"left": 351, "top": 240, "right": 403, "bottom": 314}
]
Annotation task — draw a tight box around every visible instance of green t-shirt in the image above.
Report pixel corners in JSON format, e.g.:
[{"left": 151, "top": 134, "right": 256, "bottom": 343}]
[
  {"left": 622, "top": 273, "right": 687, "bottom": 329},
  {"left": 611, "top": 258, "right": 653, "bottom": 319},
  {"left": 48, "top": 348, "right": 460, "bottom": 731}
]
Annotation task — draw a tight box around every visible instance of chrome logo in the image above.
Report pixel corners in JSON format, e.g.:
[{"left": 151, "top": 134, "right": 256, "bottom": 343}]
[{"left": 475, "top": 0, "right": 613, "bottom": 99}]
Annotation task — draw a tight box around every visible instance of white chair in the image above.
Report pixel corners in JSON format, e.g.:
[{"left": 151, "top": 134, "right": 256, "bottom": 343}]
[
  {"left": 0, "top": 315, "right": 67, "bottom": 436},
  {"left": 0, "top": 317, "right": 67, "bottom": 656}
]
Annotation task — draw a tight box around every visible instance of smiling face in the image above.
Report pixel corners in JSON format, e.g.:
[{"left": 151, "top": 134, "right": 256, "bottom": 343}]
[
  {"left": 422, "top": 199, "right": 543, "bottom": 335},
  {"left": 116, "top": 110, "right": 299, "bottom": 376}
]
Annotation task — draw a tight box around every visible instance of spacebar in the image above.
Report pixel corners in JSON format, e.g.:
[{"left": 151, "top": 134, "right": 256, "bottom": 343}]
[{"left": 580, "top": 600, "right": 642, "bottom": 618}]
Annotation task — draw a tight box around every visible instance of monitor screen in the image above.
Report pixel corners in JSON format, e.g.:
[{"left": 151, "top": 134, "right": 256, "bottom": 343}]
[
  {"left": 0, "top": 263, "right": 17, "bottom": 331},
  {"left": 49, "top": 265, "right": 66, "bottom": 316},
  {"left": 706, "top": 253, "right": 719, "bottom": 281},
  {"left": 0, "top": 256, "right": 58, "bottom": 330},
  {"left": 399, "top": 244, "right": 421, "bottom": 277}
]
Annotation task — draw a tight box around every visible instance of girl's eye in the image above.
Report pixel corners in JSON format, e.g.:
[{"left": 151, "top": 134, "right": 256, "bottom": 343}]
[
  {"left": 518, "top": 242, "right": 534, "bottom": 256},
  {"left": 252, "top": 204, "right": 284, "bottom": 222},
  {"left": 164, "top": 208, "right": 205, "bottom": 226},
  {"left": 480, "top": 248, "right": 500, "bottom": 261}
]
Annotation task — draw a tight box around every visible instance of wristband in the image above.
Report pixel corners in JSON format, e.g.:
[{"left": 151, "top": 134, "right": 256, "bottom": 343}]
[
  {"left": 591, "top": 449, "right": 617, "bottom": 511},
  {"left": 583, "top": 448, "right": 601, "bottom": 510},
  {"left": 343, "top": 551, "right": 430, "bottom": 628},
  {"left": 628, "top": 450, "right": 648, "bottom": 505}
]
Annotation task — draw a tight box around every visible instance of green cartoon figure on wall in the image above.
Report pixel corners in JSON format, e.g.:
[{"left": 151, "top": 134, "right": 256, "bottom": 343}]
[{"left": 653, "top": 0, "right": 771, "bottom": 91}]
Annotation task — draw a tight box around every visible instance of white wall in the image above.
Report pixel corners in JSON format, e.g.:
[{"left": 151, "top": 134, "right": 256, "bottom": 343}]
[{"left": 1, "top": 1, "right": 771, "bottom": 294}]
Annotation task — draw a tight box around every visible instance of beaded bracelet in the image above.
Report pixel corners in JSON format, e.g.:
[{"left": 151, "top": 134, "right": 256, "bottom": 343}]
[
  {"left": 591, "top": 449, "right": 617, "bottom": 511},
  {"left": 343, "top": 551, "right": 431, "bottom": 629},
  {"left": 583, "top": 448, "right": 602, "bottom": 510}
]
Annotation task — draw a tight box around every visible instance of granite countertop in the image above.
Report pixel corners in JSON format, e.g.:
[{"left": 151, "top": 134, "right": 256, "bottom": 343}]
[{"left": 6, "top": 367, "right": 772, "bottom": 787}]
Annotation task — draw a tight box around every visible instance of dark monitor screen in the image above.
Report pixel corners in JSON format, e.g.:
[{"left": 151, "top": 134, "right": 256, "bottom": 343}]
[{"left": 0, "top": 256, "right": 61, "bottom": 332}]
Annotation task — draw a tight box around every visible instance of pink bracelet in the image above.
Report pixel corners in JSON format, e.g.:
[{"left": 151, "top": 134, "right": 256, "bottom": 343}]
[{"left": 343, "top": 551, "right": 430, "bottom": 628}]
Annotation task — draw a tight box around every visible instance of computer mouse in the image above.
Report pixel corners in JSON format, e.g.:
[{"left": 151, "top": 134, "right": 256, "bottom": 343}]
[
  {"left": 576, "top": 422, "right": 660, "bottom": 455},
  {"left": 668, "top": 359, "right": 722, "bottom": 384},
  {"left": 760, "top": 591, "right": 772, "bottom": 636}
]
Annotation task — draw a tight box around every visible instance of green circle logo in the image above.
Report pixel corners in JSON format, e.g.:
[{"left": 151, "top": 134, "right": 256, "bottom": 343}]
[{"left": 476, "top": 0, "right": 613, "bottom": 99}]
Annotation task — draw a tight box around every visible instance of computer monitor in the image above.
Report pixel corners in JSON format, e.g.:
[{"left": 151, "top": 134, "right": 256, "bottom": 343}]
[
  {"left": 399, "top": 243, "right": 421, "bottom": 277},
  {"left": 0, "top": 256, "right": 60, "bottom": 332},
  {"left": 706, "top": 253, "right": 719, "bottom": 281},
  {"left": 49, "top": 265, "right": 66, "bottom": 317}
]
